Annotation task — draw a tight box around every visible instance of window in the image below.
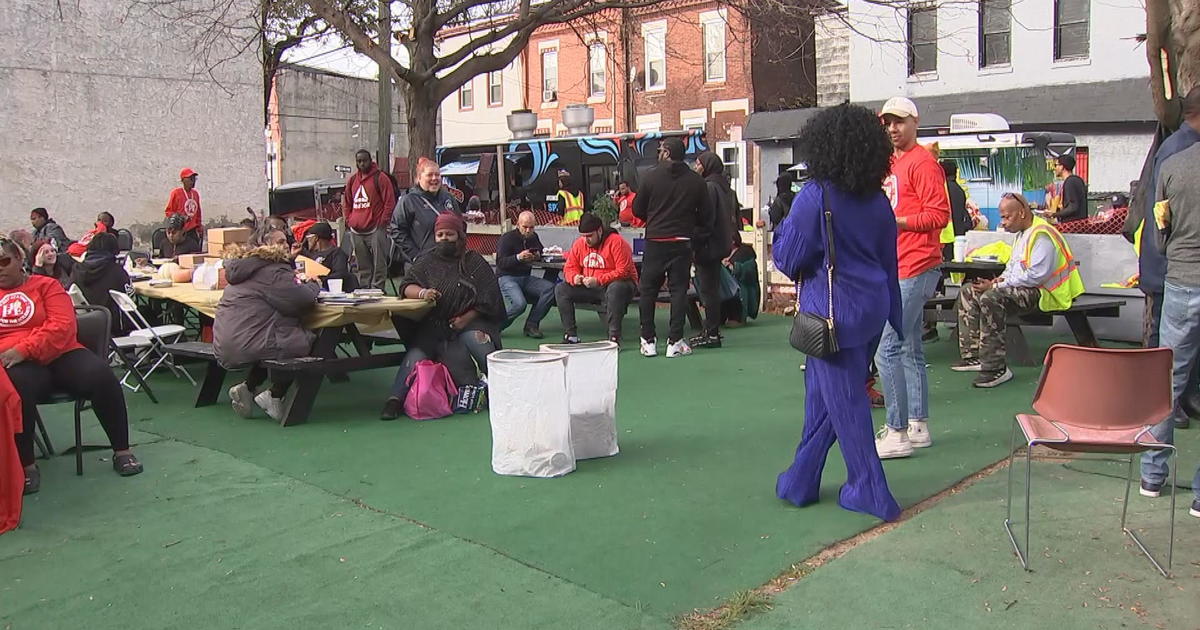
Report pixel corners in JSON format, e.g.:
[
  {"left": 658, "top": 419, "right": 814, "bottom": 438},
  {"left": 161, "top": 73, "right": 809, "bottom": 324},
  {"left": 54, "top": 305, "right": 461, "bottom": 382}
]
[
  {"left": 907, "top": 6, "right": 937, "bottom": 75},
  {"left": 978, "top": 0, "right": 1011, "bottom": 67},
  {"left": 1054, "top": 0, "right": 1090, "bottom": 60},
  {"left": 487, "top": 71, "right": 503, "bottom": 106},
  {"left": 588, "top": 42, "right": 606, "bottom": 98},
  {"left": 458, "top": 79, "right": 473, "bottom": 110},
  {"left": 541, "top": 50, "right": 558, "bottom": 102},
  {"left": 702, "top": 15, "right": 726, "bottom": 82},
  {"left": 643, "top": 22, "right": 666, "bottom": 91}
]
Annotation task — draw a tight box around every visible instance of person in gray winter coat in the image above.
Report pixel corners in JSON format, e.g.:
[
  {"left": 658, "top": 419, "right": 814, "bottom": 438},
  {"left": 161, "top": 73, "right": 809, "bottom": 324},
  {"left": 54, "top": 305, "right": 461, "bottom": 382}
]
[
  {"left": 388, "top": 160, "right": 462, "bottom": 267},
  {"left": 213, "top": 243, "right": 320, "bottom": 422},
  {"left": 30, "top": 208, "right": 71, "bottom": 253}
]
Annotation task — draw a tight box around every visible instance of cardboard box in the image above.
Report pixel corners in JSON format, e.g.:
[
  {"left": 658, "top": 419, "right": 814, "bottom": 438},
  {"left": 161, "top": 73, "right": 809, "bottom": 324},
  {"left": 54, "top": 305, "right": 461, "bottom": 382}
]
[
  {"left": 207, "top": 227, "right": 252, "bottom": 245},
  {"left": 208, "top": 241, "right": 231, "bottom": 257},
  {"left": 178, "top": 254, "right": 212, "bottom": 268}
]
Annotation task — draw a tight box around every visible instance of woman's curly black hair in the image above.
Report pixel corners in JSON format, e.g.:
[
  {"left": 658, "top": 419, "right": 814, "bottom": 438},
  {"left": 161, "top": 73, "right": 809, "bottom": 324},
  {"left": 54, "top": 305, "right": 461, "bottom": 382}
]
[{"left": 797, "top": 103, "right": 893, "bottom": 197}]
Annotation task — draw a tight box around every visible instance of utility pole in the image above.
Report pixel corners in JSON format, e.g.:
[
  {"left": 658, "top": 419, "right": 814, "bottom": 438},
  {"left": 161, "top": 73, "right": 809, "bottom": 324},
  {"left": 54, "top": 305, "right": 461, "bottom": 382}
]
[{"left": 377, "top": 0, "right": 393, "bottom": 172}]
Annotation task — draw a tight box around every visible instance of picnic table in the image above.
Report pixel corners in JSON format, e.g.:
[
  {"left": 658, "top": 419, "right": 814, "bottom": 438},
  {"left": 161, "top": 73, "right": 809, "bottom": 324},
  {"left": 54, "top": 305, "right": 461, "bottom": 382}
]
[
  {"left": 939, "top": 260, "right": 1006, "bottom": 281},
  {"left": 133, "top": 280, "right": 432, "bottom": 425}
]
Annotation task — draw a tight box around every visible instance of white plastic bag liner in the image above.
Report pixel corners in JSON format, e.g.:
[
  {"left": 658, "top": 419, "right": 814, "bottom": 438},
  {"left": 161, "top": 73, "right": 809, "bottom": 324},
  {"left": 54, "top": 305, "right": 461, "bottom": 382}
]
[
  {"left": 486, "top": 350, "right": 575, "bottom": 478},
  {"left": 539, "top": 341, "right": 619, "bottom": 459}
]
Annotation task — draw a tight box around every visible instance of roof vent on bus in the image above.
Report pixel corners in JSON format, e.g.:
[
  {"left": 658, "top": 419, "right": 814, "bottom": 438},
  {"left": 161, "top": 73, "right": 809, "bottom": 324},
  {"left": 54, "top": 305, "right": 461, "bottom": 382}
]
[
  {"left": 948, "top": 113, "right": 1010, "bottom": 134},
  {"left": 562, "top": 104, "right": 596, "bottom": 136},
  {"left": 507, "top": 109, "right": 538, "bottom": 140}
]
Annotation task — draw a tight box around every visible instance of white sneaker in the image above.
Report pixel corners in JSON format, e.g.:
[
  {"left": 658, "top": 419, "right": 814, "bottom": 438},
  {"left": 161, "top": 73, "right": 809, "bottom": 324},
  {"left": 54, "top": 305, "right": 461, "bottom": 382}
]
[
  {"left": 254, "top": 390, "right": 286, "bottom": 422},
  {"left": 640, "top": 337, "right": 657, "bottom": 357},
  {"left": 907, "top": 420, "right": 932, "bottom": 448},
  {"left": 229, "top": 383, "right": 257, "bottom": 418},
  {"left": 875, "top": 426, "right": 914, "bottom": 459},
  {"left": 666, "top": 339, "right": 692, "bottom": 358}
]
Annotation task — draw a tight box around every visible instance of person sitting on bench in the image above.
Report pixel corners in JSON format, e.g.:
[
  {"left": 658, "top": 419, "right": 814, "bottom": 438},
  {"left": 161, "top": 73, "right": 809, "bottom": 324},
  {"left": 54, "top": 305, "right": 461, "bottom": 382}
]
[
  {"left": 215, "top": 240, "right": 320, "bottom": 422},
  {"left": 555, "top": 213, "right": 638, "bottom": 345},
  {"left": 951, "top": 192, "right": 1084, "bottom": 388},
  {"left": 380, "top": 212, "right": 504, "bottom": 421}
]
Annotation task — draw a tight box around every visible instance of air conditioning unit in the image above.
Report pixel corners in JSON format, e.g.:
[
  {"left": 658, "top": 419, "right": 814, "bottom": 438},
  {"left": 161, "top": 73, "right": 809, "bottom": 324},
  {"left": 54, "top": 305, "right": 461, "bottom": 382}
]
[
  {"left": 948, "top": 113, "right": 1010, "bottom": 134},
  {"left": 542, "top": 89, "right": 557, "bottom": 103}
]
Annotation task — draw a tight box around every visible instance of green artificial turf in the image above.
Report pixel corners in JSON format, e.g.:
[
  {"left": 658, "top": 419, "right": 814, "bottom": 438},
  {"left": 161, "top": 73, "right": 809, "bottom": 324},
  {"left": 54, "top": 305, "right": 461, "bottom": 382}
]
[{"left": 5, "top": 312, "right": 1128, "bottom": 623}]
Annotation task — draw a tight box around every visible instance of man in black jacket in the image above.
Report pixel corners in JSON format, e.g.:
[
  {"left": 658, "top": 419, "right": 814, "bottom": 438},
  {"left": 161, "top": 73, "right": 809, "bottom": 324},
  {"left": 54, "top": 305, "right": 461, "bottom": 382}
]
[
  {"left": 632, "top": 137, "right": 714, "bottom": 358},
  {"left": 1053, "top": 154, "right": 1088, "bottom": 223},
  {"left": 496, "top": 211, "right": 555, "bottom": 338},
  {"left": 30, "top": 207, "right": 71, "bottom": 253}
]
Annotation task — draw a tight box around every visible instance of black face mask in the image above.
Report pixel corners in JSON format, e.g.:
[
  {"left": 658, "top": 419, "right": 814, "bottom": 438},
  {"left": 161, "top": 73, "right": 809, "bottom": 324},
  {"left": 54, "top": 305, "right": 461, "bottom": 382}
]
[{"left": 435, "top": 240, "right": 460, "bottom": 258}]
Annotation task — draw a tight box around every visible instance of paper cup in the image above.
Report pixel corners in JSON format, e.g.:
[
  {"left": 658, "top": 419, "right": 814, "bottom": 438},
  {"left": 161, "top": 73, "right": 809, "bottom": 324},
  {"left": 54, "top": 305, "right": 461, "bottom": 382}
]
[{"left": 328, "top": 279, "right": 343, "bottom": 293}]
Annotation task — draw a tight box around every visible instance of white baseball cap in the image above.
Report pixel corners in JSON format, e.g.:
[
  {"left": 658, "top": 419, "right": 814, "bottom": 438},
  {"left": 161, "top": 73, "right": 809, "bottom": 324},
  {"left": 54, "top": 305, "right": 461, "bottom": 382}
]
[{"left": 879, "top": 96, "right": 919, "bottom": 119}]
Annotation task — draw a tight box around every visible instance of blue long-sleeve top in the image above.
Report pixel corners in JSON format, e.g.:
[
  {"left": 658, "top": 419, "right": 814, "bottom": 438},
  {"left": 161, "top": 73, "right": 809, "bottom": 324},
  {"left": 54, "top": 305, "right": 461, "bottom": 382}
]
[
  {"left": 1140, "top": 125, "right": 1200, "bottom": 294},
  {"left": 773, "top": 180, "right": 903, "bottom": 349}
]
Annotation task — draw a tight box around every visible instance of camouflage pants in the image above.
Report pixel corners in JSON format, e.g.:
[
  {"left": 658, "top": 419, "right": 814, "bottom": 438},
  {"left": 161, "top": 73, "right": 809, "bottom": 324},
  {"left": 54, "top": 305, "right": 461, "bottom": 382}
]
[{"left": 957, "top": 284, "right": 1041, "bottom": 371}]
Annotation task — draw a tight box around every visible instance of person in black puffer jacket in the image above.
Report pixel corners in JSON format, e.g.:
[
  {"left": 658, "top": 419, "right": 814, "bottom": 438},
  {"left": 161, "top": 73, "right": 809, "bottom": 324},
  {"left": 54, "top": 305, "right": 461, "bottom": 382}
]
[
  {"left": 690, "top": 151, "right": 737, "bottom": 349},
  {"left": 70, "top": 232, "right": 133, "bottom": 335}
]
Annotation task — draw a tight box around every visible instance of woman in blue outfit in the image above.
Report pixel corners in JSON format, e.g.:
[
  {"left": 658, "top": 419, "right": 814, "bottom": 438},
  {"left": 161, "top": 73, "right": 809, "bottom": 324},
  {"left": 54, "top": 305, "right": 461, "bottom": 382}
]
[{"left": 773, "top": 104, "right": 904, "bottom": 521}]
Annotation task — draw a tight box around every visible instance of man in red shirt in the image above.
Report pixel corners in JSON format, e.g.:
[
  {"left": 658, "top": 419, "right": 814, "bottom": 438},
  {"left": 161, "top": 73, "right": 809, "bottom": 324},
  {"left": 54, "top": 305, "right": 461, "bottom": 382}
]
[
  {"left": 343, "top": 149, "right": 397, "bottom": 290},
  {"left": 874, "top": 96, "right": 950, "bottom": 460},
  {"left": 615, "top": 181, "right": 643, "bottom": 227},
  {"left": 165, "top": 168, "right": 203, "bottom": 240}
]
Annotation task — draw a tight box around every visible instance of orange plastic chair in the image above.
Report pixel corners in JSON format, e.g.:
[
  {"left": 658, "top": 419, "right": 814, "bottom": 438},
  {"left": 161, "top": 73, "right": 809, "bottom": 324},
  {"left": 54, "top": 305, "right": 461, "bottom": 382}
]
[{"left": 1005, "top": 344, "right": 1177, "bottom": 577}]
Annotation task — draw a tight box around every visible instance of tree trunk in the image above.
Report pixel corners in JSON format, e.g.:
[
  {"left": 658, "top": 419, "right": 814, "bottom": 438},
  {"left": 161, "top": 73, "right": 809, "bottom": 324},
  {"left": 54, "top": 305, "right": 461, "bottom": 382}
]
[{"left": 405, "top": 82, "right": 439, "bottom": 177}]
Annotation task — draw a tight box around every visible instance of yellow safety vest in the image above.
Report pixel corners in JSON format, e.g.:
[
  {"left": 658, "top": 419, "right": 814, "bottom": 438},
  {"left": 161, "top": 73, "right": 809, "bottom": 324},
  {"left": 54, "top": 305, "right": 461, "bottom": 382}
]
[
  {"left": 558, "top": 190, "right": 584, "bottom": 224},
  {"left": 1021, "top": 216, "right": 1085, "bottom": 312}
]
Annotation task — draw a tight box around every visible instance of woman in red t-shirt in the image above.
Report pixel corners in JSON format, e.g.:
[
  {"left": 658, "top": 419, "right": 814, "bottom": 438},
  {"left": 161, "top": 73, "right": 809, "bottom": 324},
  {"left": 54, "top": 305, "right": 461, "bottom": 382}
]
[{"left": 0, "top": 238, "right": 143, "bottom": 495}]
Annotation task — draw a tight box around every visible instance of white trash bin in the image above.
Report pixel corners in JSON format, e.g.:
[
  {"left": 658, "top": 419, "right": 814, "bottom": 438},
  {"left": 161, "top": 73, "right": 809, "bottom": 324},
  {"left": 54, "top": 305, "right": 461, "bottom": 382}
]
[
  {"left": 486, "top": 350, "right": 575, "bottom": 477},
  {"left": 539, "top": 341, "right": 619, "bottom": 460}
]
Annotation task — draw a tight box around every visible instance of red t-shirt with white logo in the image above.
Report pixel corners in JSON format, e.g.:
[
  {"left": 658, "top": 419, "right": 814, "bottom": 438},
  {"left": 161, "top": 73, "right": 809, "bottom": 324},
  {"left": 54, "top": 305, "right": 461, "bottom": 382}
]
[
  {"left": 0, "top": 274, "right": 83, "bottom": 364},
  {"left": 882, "top": 145, "right": 950, "bottom": 279},
  {"left": 165, "top": 186, "right": 203, "bottom": 234}
]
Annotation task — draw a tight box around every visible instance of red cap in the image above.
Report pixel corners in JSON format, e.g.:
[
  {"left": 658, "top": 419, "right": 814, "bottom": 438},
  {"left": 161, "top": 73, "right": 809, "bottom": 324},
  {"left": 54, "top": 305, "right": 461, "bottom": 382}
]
[{"left": 179, "top": 168, "right": 198, "bottom": 179}]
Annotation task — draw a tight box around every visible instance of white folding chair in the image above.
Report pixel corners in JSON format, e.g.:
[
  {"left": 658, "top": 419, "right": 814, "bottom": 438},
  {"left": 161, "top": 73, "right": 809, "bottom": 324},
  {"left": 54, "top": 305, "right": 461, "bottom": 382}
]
[
  {"left": 108, "top": 289, "right": 196, "bottom": 386},
  {"left": 67, "top": 284, "right": 88, "bottom": 307}
]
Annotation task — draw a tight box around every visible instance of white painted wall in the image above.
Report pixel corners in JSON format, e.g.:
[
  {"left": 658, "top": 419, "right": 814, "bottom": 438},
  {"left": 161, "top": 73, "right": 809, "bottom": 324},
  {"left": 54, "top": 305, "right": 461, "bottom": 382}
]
[
  {"left": 0, "top": 0, "right": 265, "bottom": 237},
  {"left": 438, "top": 30, "right": 526, "bottom": 146},
  {"left": 848, "top": 0, "right": 1149, "bottom": 103},
  {"left": 1075, "top": 130, "right": 1154, "bottom": 193}
]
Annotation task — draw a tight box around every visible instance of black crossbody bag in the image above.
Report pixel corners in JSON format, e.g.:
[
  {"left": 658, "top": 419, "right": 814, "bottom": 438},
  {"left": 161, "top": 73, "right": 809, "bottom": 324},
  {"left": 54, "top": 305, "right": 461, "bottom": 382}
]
[{"left": 789, "top": 185, "right": 839, "bottom": 358}]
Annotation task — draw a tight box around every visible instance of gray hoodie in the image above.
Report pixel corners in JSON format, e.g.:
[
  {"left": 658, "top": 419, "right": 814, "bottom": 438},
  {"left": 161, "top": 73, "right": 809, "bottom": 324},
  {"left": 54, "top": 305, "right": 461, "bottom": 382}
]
[{"left": 213, "top": 246, "right": 320, "bottom": 368}]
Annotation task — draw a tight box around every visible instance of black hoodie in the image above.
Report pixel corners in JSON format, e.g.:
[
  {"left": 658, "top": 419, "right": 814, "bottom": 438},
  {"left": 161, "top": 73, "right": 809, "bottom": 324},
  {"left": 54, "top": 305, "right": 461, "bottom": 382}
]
[
  {"left": 71, "top": 251, "right": 133, "bottom": 334},
  {"left": 632, "top": 160, "right": 713, "bottom": 242},
  {"left": 696, "top": 153, "right": 737, "bottom": 263}
]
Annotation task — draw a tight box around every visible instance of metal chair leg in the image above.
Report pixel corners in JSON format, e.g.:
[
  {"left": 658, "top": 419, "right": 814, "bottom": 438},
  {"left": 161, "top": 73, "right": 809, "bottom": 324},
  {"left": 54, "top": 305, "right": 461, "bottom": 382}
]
[
  {"left": 1121, "top": 445, "right": 1177, "bottom": 578},
  {"left": 1003, "top": 420, "right": 1030, "bottom": 570},
  {"left": 35, "top": 417, "right": 55, "bottom": 456},
  {"left": 74, "top": 401, "right": 83, "bottom": 476}
]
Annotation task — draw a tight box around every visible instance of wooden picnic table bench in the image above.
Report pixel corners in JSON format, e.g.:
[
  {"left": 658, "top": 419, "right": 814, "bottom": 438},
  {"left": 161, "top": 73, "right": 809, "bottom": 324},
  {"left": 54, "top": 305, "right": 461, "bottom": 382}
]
[{"left": 925, "top": 292, "right": 1125, "bottom": 366}]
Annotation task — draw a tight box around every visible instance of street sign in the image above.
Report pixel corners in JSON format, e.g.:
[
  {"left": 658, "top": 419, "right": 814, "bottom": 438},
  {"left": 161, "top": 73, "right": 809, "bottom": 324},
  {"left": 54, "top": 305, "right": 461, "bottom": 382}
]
[{"left": 333, "top": 164, "right": 352, "bottom": 174}]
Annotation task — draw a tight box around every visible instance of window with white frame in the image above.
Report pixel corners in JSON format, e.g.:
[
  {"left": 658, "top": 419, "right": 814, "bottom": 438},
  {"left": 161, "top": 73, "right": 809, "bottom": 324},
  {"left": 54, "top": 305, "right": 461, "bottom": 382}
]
[
  {"left": 1054, "top": 0, "right": 1089, "bottom": 60},
  {"left": 588, "top": 42, "right": 606, "bottom": 98},
  {"left": 702, "top": 14, "right": 726, "bottom": 82},
  {"left": 459, "top": 79, "right": 473, "bottom": 110},
  {"left": 487, "top": 71, "right": 503, "bottom": 106},
  {"left": 907, "top": 6, "right": 937, "bottom": 75},
  {"left": 978, "top": 0, "right": 1011, "bottom": 67},
  {"left": 541, "top": 50, "right": 558, "bottom": 102},
  {"left": 643, "top": 22, "right": 666, "bottom": 91}
]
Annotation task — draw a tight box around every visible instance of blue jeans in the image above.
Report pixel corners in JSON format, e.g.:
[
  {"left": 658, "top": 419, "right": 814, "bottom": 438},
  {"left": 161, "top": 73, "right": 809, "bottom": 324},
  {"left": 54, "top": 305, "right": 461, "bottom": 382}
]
[
  {"left": 1142, "top": 282, "right": 1200, "bottom": 499},
  {"left": 498, "top": 274, "right": 555, "bottom": 330},
  {"left": 875, "top": 267, "right": 940, "bottom": 431}
]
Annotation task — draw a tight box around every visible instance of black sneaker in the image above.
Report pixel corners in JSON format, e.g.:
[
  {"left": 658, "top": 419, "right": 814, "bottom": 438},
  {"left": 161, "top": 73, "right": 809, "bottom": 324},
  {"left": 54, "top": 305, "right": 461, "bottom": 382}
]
[
  {"left": 973, "top": 368, "right": 1013, "bottom": 388},
  {"left": 688, "top": 334, "right": 723, "bottom": 349},
  {"left": 1190, "top": 499, "right": 1200, "bottom": 518},
  {"left": 922, "top": 324, "right": 939, "bottom": 342},
  {"left": 1175, "top": 415, "right": 1191, "bottom": 430},
  {"left": 1140, "top": 479, "right": 1163, "bottom": 498},
  {"left": 950, "top": 358, "right": 982, "bottom": 372},
  {"left": 23, "top": 466, "right": 40, "bottom": 495},
  {"left": 523, "top": 324, "right": 545, "bottom": 339},
  {"left": 380, "top": 397, "right": 403, "bottom": 421},
  {"left": 562, "top": 334, "right": 581, "bottom": 345}
]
